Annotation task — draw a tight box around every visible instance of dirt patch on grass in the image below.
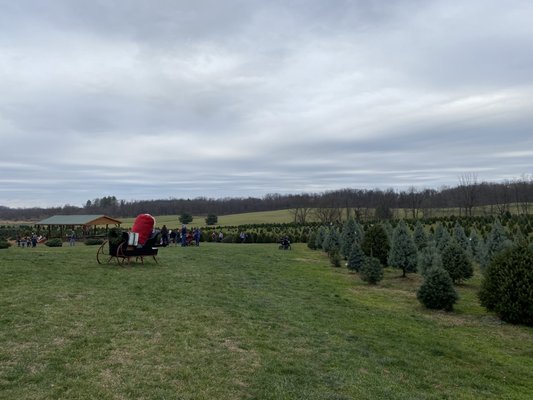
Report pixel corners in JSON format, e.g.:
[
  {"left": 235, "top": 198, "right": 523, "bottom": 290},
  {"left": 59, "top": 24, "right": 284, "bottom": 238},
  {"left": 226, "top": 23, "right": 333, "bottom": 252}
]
[
  {"left": 419, "top": 308, "right": 508, "bottom": 329},
  {"left": 293, "top": 258, "right": 323, "bottom": 264}
]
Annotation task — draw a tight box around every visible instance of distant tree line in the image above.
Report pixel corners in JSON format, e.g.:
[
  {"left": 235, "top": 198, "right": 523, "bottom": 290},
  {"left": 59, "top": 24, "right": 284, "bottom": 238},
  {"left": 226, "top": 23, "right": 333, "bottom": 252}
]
[{"left": 1, "top": 175, "right": 532, "bottom": 221}]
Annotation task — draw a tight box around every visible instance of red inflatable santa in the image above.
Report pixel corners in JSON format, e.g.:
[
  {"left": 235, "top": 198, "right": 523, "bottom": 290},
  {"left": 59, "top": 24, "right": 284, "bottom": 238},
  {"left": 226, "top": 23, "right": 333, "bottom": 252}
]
[{"left": 132, "top": 214, "right": 156, "bottom": 246}]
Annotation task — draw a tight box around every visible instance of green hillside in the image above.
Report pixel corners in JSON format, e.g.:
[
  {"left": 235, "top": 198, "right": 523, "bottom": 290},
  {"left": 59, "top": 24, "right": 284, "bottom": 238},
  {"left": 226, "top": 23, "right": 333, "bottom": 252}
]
[{"left": 120, "top": 209, "right": 296, "bottom": 228}]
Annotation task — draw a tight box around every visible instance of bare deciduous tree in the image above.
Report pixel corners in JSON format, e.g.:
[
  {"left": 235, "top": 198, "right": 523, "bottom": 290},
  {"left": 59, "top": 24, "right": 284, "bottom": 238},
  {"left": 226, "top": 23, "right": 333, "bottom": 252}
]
[
  {"left": 458, "top": 173, "right": 478, "bottom": 216},
  {"left": 289, "top": 207, "right": 312, "bottom": 224},
  {"left": 313, "top": 207, "right": 342, "bottom": 225}
]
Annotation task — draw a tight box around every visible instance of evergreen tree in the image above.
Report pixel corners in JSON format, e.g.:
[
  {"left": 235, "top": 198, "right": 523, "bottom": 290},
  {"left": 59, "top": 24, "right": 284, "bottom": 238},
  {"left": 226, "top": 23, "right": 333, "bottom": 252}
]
[
  {"left": 417, "top": 242, "right": 442, "bottom": 277},
  {"left": 359, "top": 257, "right": 384, "bottom": 284},
  {"left": 347, "top": 241, "right": 365, "bottom": 272},
  {"left": 513, "top": 227, "right": 526, "bottom": 245},
  {"left": 361, "top": 224, "right": 390, "bottom": 266},
  {"left": 484, "top": 220, "right": 512, "bottom": 269},
  {"left": 179, "top": 212, "right": 193, "bottom": 224},
  {"left": 413, "top": 221, "right": 428, "bottom": 250},
  {"left": 435, "top": 223, "right": 451, "bottom": 253},
  {"left": 307, "top": 232, "right": 317, "bottom": 250},
  {"left": 388, "top": 220, "right": 418, "bottom": 277},
  {"left": 323, "top": 227, "right": 341, "bottom": 255},
  {"left": 340, "top": 219, "right": 358, "bottom": 259},
  {"left": 453, "top": 222, "right": 470, "bottom": 252},
  {"left": 479, "top": 244, "right": 533, "bottom": 326},
  {"left": 441, "top": 240, "right": 474, "bottom": 284},
  {"left": 468, "top": 229, "right": 483, "bottom": 262},
  {"left": 315, "top": 227, "right": 327, "bottom": 250},
  {"left": 329, "top": 249, "right": 342, "bottom": 267},
  {"left": 382, "top": 221, "right": 394, "bottom": 243},
  {"left": 417, "top": 267, "right": 458, "bottom": 311},
  {"left": 205, "top": 214, "right": 218, "bottom": 225},
  {"left": 433, "top": 222, "right": 446, "bottom": 244}
]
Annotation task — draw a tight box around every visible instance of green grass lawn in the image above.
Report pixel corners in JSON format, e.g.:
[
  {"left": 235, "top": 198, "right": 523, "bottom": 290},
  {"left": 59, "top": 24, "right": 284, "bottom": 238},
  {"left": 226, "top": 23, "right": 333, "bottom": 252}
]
[{"left": 1, "top": 243, "right": 532, "bottom": 399}]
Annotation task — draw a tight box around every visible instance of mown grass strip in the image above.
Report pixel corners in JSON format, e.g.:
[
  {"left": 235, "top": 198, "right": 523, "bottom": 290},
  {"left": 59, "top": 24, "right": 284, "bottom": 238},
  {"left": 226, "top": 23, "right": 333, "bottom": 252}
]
[{"left": 1, "top": 243, "right": 532, "bottom": 399}]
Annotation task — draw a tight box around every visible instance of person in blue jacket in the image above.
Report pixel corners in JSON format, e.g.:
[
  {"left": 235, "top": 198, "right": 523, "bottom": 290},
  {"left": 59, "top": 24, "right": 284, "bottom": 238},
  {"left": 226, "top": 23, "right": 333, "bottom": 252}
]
[{"left": 193, "top": 228, "right": 201, "bottom": 246}]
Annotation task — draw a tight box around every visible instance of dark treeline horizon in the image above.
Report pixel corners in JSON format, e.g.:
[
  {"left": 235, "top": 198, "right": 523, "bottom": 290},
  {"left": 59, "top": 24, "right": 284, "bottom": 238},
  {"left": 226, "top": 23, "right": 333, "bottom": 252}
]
[{"left": 1, "top": 175, "right": 532, "bottom": 222}]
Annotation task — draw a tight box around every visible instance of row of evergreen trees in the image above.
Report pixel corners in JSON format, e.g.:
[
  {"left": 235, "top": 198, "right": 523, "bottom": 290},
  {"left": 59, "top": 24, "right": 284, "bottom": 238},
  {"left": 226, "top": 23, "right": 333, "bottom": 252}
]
[{"left": 307, "top": 218, "right": 532, "bottom": 323}]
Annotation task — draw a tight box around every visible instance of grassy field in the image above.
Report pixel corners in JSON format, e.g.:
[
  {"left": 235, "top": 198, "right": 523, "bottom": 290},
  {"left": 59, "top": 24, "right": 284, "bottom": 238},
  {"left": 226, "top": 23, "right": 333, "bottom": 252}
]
[
  {"left": 119, "top": 209, "right": 297, "bottom": 228},
  {"left": 1, "top": 243, "right": 532, "bottom": 399},
  {"left": 3, "top": 203, "right": 531, "bottom": 227},
  {"left": 113, "top": 204, "right": 533, "bottom": 229}
]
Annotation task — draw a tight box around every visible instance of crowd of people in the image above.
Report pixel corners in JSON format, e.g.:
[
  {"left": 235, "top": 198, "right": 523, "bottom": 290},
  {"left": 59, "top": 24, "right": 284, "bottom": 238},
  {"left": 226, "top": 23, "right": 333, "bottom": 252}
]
[
  {"left": 11, "top": 216, "right": 290, "bottom": 250},
  {"left": 160, "top": 224, "right": 202, "bottom": 247},
  {"left": 16, "top": 233, "right": 44, "bottom": 248},
  {"left": 156, "top": 226, "right": 258, "bottom": 246}
]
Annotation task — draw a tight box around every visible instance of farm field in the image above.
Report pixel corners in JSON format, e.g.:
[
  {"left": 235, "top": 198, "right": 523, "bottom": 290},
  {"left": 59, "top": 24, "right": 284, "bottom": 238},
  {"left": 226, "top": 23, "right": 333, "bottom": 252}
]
[
  {"left": 2, "top": 203, "right": 532, "bottom": 227},
  {"left": 1, "top": 243, "right": 532, "bottom": 399},
  {"left": 119, "top": 209, "right": 297, "bottom": 228},
  {"left": 111, "top": 204, "right": 533, "bottom": 229}
]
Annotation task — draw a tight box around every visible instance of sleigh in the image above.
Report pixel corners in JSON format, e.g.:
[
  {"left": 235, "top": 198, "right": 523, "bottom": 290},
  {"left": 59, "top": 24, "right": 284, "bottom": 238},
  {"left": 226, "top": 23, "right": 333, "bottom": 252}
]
[
  {"left": 96, "top": 214, "right": 160, "bottom": 265},
  {"left": 96, "top": 230, "right": 160, "bottom": 265}
]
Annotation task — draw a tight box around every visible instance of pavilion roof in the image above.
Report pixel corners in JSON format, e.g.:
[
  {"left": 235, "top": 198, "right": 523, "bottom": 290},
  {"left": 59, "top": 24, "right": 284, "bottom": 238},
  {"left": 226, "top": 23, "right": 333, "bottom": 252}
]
[{"left": 36, "top": 215, "right": 122, "bottom": 226}]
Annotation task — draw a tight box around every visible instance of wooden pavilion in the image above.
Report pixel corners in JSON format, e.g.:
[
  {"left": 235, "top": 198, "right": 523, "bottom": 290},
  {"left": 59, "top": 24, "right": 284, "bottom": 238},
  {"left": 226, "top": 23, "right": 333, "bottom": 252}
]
[{"left": 36, "top": 215, "right": 122, "bottom": 239}]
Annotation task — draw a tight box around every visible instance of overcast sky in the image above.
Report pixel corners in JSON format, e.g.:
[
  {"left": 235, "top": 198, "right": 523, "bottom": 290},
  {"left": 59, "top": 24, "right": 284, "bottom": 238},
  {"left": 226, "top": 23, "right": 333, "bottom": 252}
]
[{"left": 1, "top": 0, "right": 532, "bottom": 208}]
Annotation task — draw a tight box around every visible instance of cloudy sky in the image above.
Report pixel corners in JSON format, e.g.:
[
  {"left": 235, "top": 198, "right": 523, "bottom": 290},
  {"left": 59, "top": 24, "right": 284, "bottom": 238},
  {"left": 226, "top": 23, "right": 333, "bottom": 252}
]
[{"left": 1, "top": 0, "right": 532, "bottom": 208}]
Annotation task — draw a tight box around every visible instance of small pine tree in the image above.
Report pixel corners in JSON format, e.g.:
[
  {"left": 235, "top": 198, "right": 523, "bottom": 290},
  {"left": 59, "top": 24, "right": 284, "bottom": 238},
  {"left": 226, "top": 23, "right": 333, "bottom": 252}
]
[
  {"left": 340, "top": 219, "right": 356, "bottom": 259},
  {"left": 307, "top": 232, "right": 317, "bottom": 250},
  {"left": 340, "top": 219, "right": 364, "bottom": 259},
  {"left": 435, "top": 224, "right": 451, "bottom": 253},
  {"left": 329, "top": 249, "right": 342, "bottom": 268},
  {"left": 484, "top": 220, "right": 512, "bottom": 268},
  {"left": 359, "top": 257, "right": 384, "bottom": 284},
  {"left": 361, "top": 224, "right": 390, "bottom": 266},
  {"left": 205, "top": 213, "right": 218, "bottom": 225},
  {"left": 433, "top": 222, "right": 446, "bottom": 244},
  {"left": 382, "top": 221, "right": 394, "bottom": 242},
  {"left": 388, "top": 220, "right": 418, "bottom": 277},
  {"left": 413, "top": 221, "right": 428, "bottom": 250},
  {"left": 479, "top": 244, "right": 533, "bottom": 326},
  {"left": 45, "top": 238, "right": 63, "bottom": 247},
  {"left": 417, "top": 242, "right": 442, "bottom": 277},
  {"left": 513, "top": 228, "right": 527, "bottom": 246},
  {"left": 347, "top": 241, "right": 365, "bottom": 272},
  {"left": 453, "top": 222, "right": 470, "bottom": 252},
  {"left": 468, "top": 229, "right": 482, "bottom": 261},
  {"left": 322, "top": 227, "right": 341, "bottom": 255},
  {"left": 354, "top": 221, "right": 364, "bottom": 244},
  {"left": 468, "top": 230, "right": 483, "bottom": 263},
  {"left": 179, "top": 213, "right": 193, "bottom": 224},
  {"left": 315, "top": 227, "right": 327, "bottom": 250},
  {"left": 417, "top": 267, "right": 458, "bottom": 311},
  {"left": 441, "top": 240, "right": 473, "bottom": 284}
]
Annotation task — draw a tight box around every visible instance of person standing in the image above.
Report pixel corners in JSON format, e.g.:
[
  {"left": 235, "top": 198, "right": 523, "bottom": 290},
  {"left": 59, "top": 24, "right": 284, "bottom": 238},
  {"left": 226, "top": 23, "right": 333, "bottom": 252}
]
[
  {"left": 181, "top": 224, "right": 187, "bottom": 247},
  {"left": 161, "top": 225, "right": 169, "bottom": 246},
  {"left": 193, "top": 228, "right": 201, "bottom": 246},
  {"left": 69, "top": 230, "right": 76, "bottom": 246}
]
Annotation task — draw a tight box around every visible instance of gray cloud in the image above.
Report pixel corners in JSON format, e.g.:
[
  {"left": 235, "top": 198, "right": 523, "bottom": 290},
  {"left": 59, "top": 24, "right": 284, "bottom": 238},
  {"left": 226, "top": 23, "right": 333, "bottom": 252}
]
[{"left": 0, "top": 0, "right": 532, "bottom": 207}]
